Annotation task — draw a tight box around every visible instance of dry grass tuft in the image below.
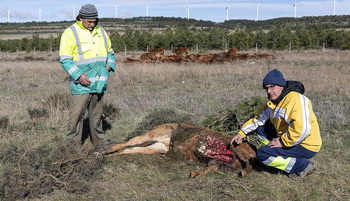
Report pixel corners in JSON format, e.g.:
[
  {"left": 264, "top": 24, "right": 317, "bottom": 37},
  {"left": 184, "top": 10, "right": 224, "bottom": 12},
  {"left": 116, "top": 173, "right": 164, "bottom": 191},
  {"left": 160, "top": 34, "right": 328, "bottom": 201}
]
[
  {"left": 27, "top": 107, "right": 49, "bottom": 119},
  {"left": 0, "top": 116, "right": 9, "bottom": 129},
  {"left": 103, "top": 102, "right": 121, "bottom": 120},
  {"left": 0, "top": 136, "right": 103, "bottom": 200},
  {"left": 44, "top": 92, "right": 70, "bottom": 112}
]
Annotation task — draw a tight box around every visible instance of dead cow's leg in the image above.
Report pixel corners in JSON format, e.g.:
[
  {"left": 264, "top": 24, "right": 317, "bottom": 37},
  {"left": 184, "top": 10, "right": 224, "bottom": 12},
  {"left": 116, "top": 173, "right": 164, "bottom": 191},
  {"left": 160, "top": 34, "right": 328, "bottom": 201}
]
[
  {"left": 102, "top": 135, "right": 155, "bottom": 155},
  {"left": 230, "top": 143, "right": 257, "bottom": 178},
  {"left": 104, "top": 142, "right": 169, "bottom": 156},
  {"left": 189, "top": 162, "right": 219, "bottom": 178},
  {"left": 102, "top": 124, "right": 176, "bottom": 156}
]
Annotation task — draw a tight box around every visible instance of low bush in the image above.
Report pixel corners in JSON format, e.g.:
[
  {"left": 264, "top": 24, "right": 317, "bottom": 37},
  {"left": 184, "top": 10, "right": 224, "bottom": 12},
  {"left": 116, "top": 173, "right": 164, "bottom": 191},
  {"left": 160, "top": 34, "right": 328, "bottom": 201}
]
[{"left": 203, "top": 96, "right": 267, "bottom": 134}]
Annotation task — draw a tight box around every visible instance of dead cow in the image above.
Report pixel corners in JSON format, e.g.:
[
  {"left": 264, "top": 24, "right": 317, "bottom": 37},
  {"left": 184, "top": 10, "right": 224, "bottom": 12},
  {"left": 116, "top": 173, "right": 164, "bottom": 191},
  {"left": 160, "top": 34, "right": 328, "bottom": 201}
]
[
  {"left": 101, "top": 123, "right": 257, "bottom": 178},
  {"left": 172, "top": 47, "right": 189, "bottom": 56},
  {"left": 149, "top": 48, "right": 166, "bottom": 55}
]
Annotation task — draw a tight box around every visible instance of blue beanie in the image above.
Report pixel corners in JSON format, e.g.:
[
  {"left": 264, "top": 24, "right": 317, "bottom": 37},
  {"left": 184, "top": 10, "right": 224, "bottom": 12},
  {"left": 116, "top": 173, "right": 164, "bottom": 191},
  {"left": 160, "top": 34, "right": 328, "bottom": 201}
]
[{"left": 263, "top": 69, "right": 286, "bottom": 87}]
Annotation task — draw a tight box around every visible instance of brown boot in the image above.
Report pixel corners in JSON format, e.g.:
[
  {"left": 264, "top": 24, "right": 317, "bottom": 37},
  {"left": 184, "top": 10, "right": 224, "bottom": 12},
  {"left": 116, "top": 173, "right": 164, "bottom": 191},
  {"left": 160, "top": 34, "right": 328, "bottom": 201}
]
[{"left": 288, "top": 161, "right": 316, "bottom": 181}]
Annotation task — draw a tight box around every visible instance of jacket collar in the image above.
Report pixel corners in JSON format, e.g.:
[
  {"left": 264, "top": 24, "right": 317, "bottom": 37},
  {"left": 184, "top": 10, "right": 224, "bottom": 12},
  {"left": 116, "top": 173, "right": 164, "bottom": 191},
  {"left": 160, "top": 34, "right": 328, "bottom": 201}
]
[{"left": 271, "top": 81, "right": 305, "bottom": 105}]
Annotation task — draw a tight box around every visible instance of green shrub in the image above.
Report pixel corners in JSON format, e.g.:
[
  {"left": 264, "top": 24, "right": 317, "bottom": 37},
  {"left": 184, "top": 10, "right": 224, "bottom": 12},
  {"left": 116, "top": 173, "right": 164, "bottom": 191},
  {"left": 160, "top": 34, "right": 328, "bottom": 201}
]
[{"left": 203, "top": 96, "right": 267, "bottom": 134}]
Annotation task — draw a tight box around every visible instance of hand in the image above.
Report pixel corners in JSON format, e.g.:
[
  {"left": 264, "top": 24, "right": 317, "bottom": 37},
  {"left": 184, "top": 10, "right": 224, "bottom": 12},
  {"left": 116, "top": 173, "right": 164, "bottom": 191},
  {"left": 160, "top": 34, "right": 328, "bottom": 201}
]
[
  {"left": 78, "top": 73, "right": 91, "bottom": 86},
  {"left": 231, "top": 134, "right": 243, "bottom": 145},
  {"left": 268, "top": 138, "right": 282, "bottom": 148},
  {"left": 106, "top": 64, "right": 112, "bottom": 72}
]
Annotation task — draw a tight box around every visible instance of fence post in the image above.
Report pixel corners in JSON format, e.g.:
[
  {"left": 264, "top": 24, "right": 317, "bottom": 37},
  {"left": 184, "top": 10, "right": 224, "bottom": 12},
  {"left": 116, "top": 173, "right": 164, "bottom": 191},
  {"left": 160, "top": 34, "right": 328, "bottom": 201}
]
[
  {"left": 323, "top": 42, "right": 325, "bottom": 54},
  {"left": 124, "top": 45, "right": 126, "bottom": 55},
  {"left": 255, "top": 43, "right": 258, "bottom": 52},
  {"left": 289, "top": 42, "right": 291, "bottom": 54},
  {"left": 196, "top": 44, "right": 198, "bottom": 54}
]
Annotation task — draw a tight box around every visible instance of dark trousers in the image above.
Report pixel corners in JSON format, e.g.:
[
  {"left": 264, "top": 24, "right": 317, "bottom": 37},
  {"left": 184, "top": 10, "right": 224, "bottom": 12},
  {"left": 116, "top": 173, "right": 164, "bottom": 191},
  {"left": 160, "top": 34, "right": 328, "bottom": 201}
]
[
  {"left": 66, "top": 93, "right": 109, "bottom": 147},
  {"left": 256, "top": 123, "right": 317, "bottom": 174}
]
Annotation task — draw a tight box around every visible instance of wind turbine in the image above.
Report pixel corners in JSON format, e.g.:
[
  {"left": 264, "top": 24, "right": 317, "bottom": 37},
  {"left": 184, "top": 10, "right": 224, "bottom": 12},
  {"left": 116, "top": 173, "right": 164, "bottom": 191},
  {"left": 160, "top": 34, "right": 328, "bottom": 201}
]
[
  {"left": 39, "top": 8, "right": 42, "bottom": 22},
  {"left": 185, "top": 1, "right": 190, "bottom": 20},
  {"left": 146, "top": 4, "right": 149, "bottom": 17},
  {"left": 256, "top": 2, "right": 259, "bottom": 21},
  {"left": 333, "top": 0, "right": 336, "bottom": 15},
  {"left": 115, "top": 6, "right": 118, "bottom": 18},
  {"left": 147, "top": 0, "right": 152, "bottom": 18},
  {"left": 293, "top": 0, "right": 296, "bottom": 18}
]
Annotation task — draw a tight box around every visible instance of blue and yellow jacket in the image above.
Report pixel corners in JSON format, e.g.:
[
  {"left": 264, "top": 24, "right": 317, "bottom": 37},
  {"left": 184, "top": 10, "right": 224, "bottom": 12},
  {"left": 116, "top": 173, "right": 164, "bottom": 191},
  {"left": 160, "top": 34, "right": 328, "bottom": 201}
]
[
  {"left": 59, "top": 21, "right": 116, "bottom": 94},
  {"left": 238, "top": 81, "right": 322, "bottom": 152}
]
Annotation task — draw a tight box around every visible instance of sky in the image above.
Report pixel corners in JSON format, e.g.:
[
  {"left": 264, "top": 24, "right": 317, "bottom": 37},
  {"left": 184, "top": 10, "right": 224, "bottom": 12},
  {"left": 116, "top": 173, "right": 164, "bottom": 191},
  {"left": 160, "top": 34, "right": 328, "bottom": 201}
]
[{"left": 0, "top": 0, "right": 349, "bottom": 23}]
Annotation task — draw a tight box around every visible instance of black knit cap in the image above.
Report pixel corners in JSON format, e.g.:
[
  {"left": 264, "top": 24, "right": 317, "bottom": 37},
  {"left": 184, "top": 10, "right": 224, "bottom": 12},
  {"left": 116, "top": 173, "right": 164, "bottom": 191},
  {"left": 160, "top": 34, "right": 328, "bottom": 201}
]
[{"left": 79, "top": 4, "right": 98, "bottom": 19}]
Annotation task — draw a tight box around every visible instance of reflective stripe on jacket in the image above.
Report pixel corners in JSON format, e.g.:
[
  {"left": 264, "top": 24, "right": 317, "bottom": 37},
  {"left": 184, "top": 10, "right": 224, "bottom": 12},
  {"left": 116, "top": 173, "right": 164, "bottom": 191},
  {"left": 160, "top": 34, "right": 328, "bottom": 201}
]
[
  {"left": 238, "top": 91, "right": 322, "bottom": 152},
  {"left": 59, "top": 21, "right": 116, "bottom": 94}
]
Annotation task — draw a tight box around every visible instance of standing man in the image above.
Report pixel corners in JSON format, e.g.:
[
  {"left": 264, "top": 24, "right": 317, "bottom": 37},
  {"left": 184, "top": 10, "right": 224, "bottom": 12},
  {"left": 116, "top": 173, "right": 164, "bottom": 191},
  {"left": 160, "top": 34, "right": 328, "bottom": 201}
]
[
  {"left": 59, "top": 4, "right": 116, "bottom": 150},
  {"left": 231, "top": 69, "right": 322, "bottom": 181}
]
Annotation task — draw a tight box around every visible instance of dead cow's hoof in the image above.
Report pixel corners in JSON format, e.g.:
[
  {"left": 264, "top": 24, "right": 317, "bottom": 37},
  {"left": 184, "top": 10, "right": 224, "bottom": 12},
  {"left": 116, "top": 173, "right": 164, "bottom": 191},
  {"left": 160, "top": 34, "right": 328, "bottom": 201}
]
[
  {"left": 240, "top": 170, "right": 247, "bottom": 178},
  {"left": 189, "top": 171, "right": 197, "bottom": 178},
  {"left": 94, "top": 152, "right": 103, "bottom": 158}
]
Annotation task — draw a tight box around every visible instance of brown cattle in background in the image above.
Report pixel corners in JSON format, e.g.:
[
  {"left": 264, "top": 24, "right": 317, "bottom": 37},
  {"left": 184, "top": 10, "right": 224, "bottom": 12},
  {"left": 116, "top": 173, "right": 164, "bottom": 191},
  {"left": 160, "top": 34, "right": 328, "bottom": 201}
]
[
  {"left": 124, "top": 50, "right": 275, "bottom": 64},
  {"left": 227, "top": 48, "right": 238, "bottom": 55},
  {"left": 100, "top": 123, "right": 257, "bottom": 178},
  {"left": 140, "top": 52, "right": 161, "bottom": 61},
  {"left": 149, "top": 48, "right": 166, "bottom": 55},
  {"left": 172, "top": 47, "right": 189, "bottom": 56}
]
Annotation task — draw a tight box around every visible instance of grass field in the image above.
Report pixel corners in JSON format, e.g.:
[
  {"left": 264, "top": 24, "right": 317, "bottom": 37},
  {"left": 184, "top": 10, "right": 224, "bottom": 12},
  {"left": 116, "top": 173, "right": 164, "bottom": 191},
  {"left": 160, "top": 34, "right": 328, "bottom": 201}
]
[{"left": 0, "top": 50, "right": 349, "bottom": 200}]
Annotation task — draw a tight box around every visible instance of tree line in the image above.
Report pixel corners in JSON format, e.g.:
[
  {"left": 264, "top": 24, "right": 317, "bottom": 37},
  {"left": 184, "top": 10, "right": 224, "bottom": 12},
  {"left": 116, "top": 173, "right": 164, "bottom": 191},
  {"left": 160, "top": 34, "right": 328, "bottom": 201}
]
[{"left": 1, "top": 22, "right": 350, "bottom": 53}]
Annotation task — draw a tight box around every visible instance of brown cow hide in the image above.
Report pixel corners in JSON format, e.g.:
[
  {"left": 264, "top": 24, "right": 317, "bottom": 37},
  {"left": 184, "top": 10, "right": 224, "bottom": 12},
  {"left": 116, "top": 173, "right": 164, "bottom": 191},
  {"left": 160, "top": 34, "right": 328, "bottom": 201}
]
[
  {"left": 172, "top": 48, "right": 189, "bottom": 56},
  {"left": 100, "top": 123, "right": 257, "bottom": 178},
  {"left": 149, "top": 48, "right": 166, "bottom": 55}
]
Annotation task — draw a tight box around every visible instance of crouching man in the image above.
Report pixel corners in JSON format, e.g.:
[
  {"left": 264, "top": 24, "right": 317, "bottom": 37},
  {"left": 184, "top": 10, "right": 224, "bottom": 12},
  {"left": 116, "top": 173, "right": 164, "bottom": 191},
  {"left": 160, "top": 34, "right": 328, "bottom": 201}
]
[{"left": 231, "top": 69, "right": 322, "bottom": 181}]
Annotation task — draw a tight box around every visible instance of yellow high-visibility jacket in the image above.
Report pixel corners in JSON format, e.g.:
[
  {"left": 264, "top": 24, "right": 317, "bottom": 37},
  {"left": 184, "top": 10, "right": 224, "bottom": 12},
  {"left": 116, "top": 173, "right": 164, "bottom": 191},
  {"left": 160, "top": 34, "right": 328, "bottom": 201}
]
[
  {"left": 238, "top": 91, "right": 322, "bottom": 152},
  {"left": 59, "top": 21, "right": 116, "bottom": 94}
]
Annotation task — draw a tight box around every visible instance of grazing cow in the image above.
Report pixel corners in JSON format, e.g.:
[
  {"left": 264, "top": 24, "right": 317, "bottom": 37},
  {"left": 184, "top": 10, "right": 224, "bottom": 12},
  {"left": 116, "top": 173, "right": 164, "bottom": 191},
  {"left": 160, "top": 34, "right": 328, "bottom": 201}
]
[
  {"left": 100, "top": 123, "right": 257, "bottom": 178},
  {"left": 227, "top": 48, "right": 238, "bottom": 55},
  {"left": 149, "top": 48, "right": 166, "bottom": 55},
  {"left": 172, "top": 47, "right": 189, "bottom": 56}
]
